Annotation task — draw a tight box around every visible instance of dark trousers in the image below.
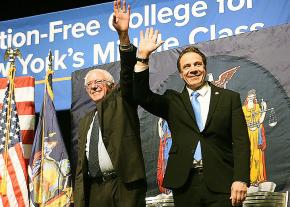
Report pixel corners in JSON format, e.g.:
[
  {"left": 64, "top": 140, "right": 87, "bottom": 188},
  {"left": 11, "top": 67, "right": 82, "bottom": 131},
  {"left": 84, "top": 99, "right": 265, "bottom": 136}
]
[
  {"left": 172, "top": 169, "right": 235, "bottom": 207},
  {"left": 89, "top": 176, "right": 146, "bottom": 207}
]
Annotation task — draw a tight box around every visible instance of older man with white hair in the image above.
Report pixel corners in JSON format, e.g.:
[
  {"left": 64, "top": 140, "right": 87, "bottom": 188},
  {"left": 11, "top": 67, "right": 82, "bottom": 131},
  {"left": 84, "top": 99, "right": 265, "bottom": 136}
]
[{"left": 73, "top": 1, "right": 146, "bottom": 206}]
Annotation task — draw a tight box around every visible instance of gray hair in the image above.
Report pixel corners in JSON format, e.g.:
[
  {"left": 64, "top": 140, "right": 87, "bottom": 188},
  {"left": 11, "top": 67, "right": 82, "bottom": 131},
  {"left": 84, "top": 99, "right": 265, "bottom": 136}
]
[{"left": 84, "top": 69, "right": 115, "bottom": 86}]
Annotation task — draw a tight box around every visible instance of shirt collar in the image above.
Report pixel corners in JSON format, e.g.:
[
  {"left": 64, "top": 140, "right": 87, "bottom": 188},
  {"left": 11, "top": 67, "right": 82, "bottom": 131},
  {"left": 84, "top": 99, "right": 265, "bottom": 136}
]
[{"left": 186, "top": 82, "right": 210, "bottom": 97}]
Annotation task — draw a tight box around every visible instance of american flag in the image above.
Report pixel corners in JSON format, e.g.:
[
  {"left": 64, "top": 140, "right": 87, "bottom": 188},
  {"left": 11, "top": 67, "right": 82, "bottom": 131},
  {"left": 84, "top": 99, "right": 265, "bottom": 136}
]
[
  {"left": 0, "top": 76, "right": 35, "bottom": 166},
  {"left": 0, "top": 79, "right": 29, "bottom": 206}
]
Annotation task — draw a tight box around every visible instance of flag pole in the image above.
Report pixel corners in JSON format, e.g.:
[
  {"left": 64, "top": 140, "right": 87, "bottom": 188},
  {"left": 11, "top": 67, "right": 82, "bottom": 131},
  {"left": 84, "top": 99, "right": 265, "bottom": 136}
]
[
  {"left": 46, "top": 50, "right": 54, "bottom": 101},
  {"left": 37, "top": 50, "right": 54, "bottom": 205},
  {"left": 0, "top": 48, "right": 22, "bottom": 195}
]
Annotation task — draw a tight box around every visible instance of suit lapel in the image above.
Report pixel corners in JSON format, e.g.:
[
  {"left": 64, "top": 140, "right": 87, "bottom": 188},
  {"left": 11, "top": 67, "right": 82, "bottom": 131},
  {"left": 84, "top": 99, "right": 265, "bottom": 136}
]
[
  {"left": 204, "top": 83, "right": 221, "bottom": 129},
  {"left": 95, "top": 89, "right": 114, "bottom": 132},
  {"left": 180, "top": 87, "right": 200, "bottom": 132},
  {"left": 82, "top": 111, "right": 95, "bottom": 140},
  {"left": 79, "top": 110, "right": 95, "bottom": 166},
  {"left": 84, "top": 110, "right": 96, "bottom": 136}
]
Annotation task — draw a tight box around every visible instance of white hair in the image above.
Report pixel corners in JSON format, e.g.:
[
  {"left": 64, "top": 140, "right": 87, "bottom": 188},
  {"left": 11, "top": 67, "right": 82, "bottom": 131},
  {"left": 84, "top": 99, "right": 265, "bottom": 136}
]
[{"left": 84, "top": 69, "right": 115, "bottom": 86}]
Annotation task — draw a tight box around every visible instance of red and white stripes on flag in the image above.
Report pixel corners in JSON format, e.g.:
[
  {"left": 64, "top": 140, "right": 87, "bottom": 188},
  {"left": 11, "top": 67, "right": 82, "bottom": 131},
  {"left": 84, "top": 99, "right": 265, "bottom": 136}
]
[
  {"left": 0, "top": 76, "right": 35, "bottom": 165},
  {"left": 0, "top": 76, "right": 34, "bottom": 206},
  {"left": 0, "top": 144, "right": 29, "bottom": 207}
]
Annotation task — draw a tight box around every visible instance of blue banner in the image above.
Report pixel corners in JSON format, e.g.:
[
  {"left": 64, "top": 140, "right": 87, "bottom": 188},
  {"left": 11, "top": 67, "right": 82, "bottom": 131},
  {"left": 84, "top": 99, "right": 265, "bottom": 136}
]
[{"left": 1, "top": 0, "right": 290, "bottom": 111}]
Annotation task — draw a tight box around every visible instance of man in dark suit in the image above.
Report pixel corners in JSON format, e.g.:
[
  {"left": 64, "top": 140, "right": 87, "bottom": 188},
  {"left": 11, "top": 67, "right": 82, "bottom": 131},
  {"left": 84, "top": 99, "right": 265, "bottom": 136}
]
[
  {"left": 133, "top": 28, "right": 250, "bottom": 207},
  {"left": 73, "top": 1, "right": 146, "bottom": 206}
]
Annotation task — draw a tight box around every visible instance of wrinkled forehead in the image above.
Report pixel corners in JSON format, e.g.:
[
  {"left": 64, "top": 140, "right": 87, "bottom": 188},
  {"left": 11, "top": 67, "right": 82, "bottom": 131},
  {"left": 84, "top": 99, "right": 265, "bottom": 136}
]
[{"left": 86, "top": 70, "right": 107, "bottom": 82}]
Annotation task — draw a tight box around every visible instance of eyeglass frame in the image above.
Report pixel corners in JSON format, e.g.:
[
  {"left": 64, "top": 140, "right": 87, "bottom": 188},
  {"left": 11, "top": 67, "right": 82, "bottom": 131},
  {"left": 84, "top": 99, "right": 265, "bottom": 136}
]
[{"left": 84, "top": 79, "right": 114, "bottom": 89}]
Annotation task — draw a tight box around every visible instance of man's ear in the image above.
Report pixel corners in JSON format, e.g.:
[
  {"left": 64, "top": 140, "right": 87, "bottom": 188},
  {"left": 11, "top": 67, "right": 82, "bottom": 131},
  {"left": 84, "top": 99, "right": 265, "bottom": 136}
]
[
  {"left": 179, "top": 72, "right": 183, "bottom": 80},
  {"left": 108, "top": 82, "right": 115, "bottom": 89}
]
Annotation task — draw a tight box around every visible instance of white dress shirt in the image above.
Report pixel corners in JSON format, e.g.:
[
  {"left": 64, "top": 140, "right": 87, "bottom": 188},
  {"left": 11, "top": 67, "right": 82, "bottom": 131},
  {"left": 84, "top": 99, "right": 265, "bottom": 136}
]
[{"left": 86, "top": 112, "right": 114, "bottom": 173}]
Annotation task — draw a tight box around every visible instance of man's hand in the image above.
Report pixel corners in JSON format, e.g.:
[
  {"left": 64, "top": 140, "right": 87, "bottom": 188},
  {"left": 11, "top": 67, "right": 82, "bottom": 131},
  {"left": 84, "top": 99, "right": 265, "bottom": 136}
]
[
  {"left": 137, "top": 27, "right": 164, "bottom": 59},
  {"left": 230, "top": 181, "right": 247, "bottom": 206},
  {"left": 113, "top": 0, "right": 130, "bottom": 45}
]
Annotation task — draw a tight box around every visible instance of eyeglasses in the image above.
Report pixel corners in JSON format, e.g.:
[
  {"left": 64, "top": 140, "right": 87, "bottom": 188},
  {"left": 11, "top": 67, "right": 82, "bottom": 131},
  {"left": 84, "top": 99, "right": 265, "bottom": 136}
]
[{"left": 85, "top": 79, "right": 113, "bottom": 89}]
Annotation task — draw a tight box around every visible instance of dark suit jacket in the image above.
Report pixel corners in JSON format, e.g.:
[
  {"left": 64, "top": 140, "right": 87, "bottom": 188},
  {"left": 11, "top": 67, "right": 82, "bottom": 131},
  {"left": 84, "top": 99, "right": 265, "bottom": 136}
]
[
  {"left": 74, "top": 46, "right": 146, "bottom": 207},
  {"left": 133, "top": 69, "right": 250, "bottom": 193}
]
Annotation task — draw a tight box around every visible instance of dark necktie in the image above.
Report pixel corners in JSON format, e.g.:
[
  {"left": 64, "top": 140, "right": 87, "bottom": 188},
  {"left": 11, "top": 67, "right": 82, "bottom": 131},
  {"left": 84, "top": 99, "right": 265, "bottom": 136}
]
[
  {"left": 191, "top": 91, "right": 204, "bottom": 161},
  {"left": 88, "top": 114, "right": 102, "bottom": 178}
]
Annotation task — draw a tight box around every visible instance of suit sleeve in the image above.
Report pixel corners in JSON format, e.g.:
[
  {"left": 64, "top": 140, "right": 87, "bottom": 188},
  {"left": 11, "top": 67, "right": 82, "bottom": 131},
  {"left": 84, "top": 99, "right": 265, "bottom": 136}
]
[
  {"left": 133, "top": 69, "right": 169, "bottom": 120},
  {"left": 231, "top": 92, "right": 251, "bottom": 185},
  {"left": 73, "top": 117, "right": 88, "bottom": 207},
  {"left": 119, "top": 45, "right": 137, "bottom": 105}
]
